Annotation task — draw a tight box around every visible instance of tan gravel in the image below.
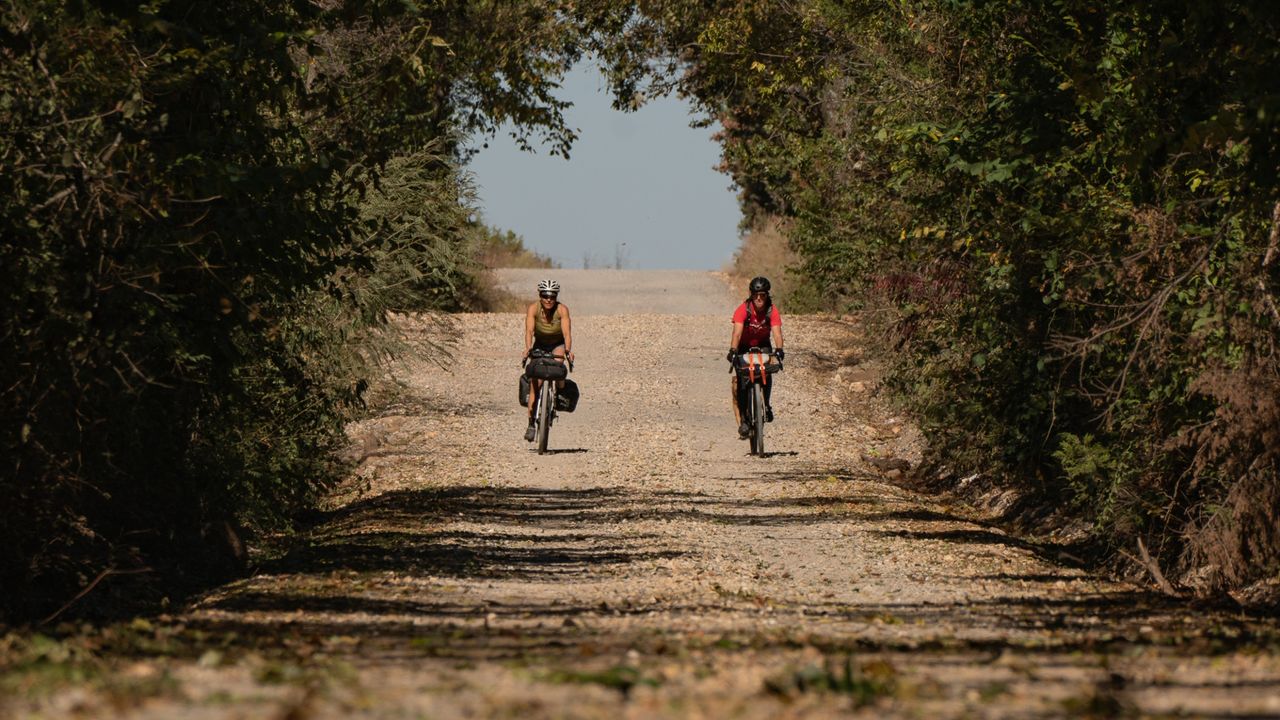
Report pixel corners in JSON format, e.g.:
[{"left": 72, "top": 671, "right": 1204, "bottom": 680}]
[{"left": 6, "top": 270, "right": 1280, "bottom": 719}]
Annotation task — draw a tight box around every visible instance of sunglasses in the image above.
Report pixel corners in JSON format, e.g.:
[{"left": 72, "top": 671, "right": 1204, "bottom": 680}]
[{"left": 539, "top": 293, "right": 557, "bottom": 299}]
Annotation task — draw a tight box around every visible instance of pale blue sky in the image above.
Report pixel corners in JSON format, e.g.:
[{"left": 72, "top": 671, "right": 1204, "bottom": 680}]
[{"left": 465, "top": 62, "right": 742, "bottom": 270}]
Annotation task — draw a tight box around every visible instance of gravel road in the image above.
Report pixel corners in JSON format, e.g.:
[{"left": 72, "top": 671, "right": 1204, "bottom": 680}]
[
  {"left": 493, "top": 268, "right": 737, "bottom": 315},
  {"left": 9, "top": 271, "right": 1280, "bottom": 719}
]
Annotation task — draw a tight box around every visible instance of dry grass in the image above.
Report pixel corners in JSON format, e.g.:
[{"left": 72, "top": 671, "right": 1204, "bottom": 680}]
[
  {"left": 466, "top": 230, "right": 555, "bottom": 311},
  {"left": 474, "top": 230, "right": 556, "bottom": 270},
  {"left": 477, "top": 247, "right": 554, "bottom": 269},
  {"left": 725, "top": 216, "right": 802, "bottom": 306},
  {"left": 467, "top": 268, "right": 526, "bottom": 312}
]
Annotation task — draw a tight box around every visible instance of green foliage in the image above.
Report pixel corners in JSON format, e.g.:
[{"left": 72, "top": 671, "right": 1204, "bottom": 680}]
[
  {"left": 1052, "top": 433, "right": 1131, "bottom": 528},
  {"left": 357, "top": 149, "right": 482, "bottom": 313},
  {"left": 471, "top": 224, "right": 556, "bottom": 269},
  {"left": 608, "top": 0, "right": 1280, "bottom": 593},
  {"left": 0, "top": 0, "right": 595, "bottom": 622},
  {"left": 765, "top": 657, "right": 897, "bottom": 707}
]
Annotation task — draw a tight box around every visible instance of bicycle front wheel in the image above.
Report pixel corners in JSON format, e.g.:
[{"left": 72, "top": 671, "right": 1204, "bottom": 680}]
[
  {"left": 751, "top": 383, "right": 766, "bottom": 456},
  {"left": 536, "top": 381, "right": 553, "bottom": 454}
]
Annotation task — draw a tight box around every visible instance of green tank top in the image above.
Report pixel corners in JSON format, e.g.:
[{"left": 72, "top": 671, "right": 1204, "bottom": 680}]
[{"left": 533, "top": 304, "right": 564, "bottom": 345}]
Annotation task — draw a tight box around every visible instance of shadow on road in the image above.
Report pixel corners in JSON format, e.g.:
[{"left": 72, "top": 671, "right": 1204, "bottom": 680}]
[
  {"left": 871, "top": 527, "right": 1087, "bottom": 567},
  {"left": 176, "top": 479, "right": 1280, "bottom": 677}
]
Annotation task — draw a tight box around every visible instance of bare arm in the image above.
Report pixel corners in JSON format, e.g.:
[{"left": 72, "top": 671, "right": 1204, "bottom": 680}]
[
  {"left": 730, "top": 322, "right": 744, "bottom": 352},
  {"left": 772, "top": 324, "right": 783, "bottom": 351},
  {"left": 560, "top": 304, "right": 574, "bottom": 362},
  {"left": 524, "top": 303, "right": 536, "bottom": 355}
]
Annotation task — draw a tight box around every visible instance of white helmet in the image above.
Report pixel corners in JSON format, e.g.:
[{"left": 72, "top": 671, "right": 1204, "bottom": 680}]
[{"left": 537, "top": 279, "right": 560, "bottom": 295}]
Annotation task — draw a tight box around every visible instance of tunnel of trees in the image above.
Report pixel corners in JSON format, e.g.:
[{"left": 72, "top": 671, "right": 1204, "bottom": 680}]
[{"left": 2, "top": 0, "right": 1278, "bottom": 622}]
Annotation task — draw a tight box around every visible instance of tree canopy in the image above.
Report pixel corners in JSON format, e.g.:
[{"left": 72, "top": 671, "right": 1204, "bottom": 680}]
[
  {"left": 0, "top": 0, "right": 604, "bottom": 621},
  {"left": 599, "top": 0, "right": 1280, "bottom": 596}
]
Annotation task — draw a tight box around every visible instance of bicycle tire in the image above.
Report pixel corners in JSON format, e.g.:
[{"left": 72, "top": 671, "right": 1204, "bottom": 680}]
[
  {"left": 536, "top": 381, "right": 552, "bottom": 454},
  {"left": 751, "top": 383, "right": 766, "bottom": 456}
]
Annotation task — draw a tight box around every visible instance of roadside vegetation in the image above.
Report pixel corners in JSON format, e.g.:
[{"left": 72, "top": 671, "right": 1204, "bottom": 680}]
[
  {"left": 4, "top": 0, "right": 1277, "bottom": 625},
  {"left": 469, "top": 225, "right": 557, "bottom": 311},
  {"left": 593, "top": 1, "right": 1280, "bottom": 602},
  {"left": 474, "top": 225, "right": 556, "bottom": 270},
  {"left": 726, "top": 216, "right": 806, "bottom": 309},
  {"left": 0, "top": 0, "right": 608, "bottom": 623}
]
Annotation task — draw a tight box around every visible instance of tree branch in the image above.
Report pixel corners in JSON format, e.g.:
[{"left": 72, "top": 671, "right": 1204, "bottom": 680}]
[
  {"left": 1258, "top": 201, "right": 1280, "bottom": 328},
  {"left": 1265, "top": 200, "right": 1279, "bottom": 269},
  {"left": 1136, "top": 536, "right": 1178, "bottom": 596},
  {"left": 32, "top": 186, "right": 74, "bottom": 212},
  {"left": 40, "top": 566, "right": 153, "bottom": 626}
]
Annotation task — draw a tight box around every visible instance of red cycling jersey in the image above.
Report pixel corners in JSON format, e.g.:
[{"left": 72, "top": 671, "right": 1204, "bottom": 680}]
[{"left": 733, "top": 302, "right": 781, "bottom": 349}]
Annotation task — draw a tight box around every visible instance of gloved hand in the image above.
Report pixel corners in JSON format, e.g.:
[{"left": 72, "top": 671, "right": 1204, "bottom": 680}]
[
  {"left": 774, "top": 348, "right": 785, "bottom": 362},
  {"left": 726, "top": 349, "right": 738, "bottom": 363}
]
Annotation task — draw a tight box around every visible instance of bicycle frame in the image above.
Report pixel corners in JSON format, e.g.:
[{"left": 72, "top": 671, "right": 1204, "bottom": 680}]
[
  {"left": 734, "top": 348, "right": 778, "bottom": 456},
  {"left": 525, "top": 349, "right": 570, "bottom": 454}
]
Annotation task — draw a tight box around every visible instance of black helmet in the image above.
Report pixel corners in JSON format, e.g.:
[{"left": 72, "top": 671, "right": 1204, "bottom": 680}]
[{"left": 749, "top": 276, "right": 771, "bottom": 294}]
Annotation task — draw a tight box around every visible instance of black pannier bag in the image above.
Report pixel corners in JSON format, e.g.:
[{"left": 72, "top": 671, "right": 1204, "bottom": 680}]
[
  {"left": 525, "top": 357, "right": 568, "bottom": 380},
  {"left": 555, "top": 378, "right": 580, "bottom": 412},
  {"left": 518, "top": 374, "right": 531, "bottom": 407}
]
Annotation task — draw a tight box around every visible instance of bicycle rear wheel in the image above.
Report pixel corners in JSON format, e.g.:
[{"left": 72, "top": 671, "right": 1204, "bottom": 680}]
[
  {"left": 536, "top": 381, "right": 553, "bottom": 454},
  {"left": 751, "top": 383, "right": 766, "bottom": 456}
]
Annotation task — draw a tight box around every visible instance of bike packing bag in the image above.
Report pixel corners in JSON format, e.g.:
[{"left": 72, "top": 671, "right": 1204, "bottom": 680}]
[
  {"left": 554, "top": 378, "right": 580, "bottom": 412},
  {"left": 735, "top": 355, "right": 782, "bottom": 380},
  {"left": 525, "top": 357, "right": 568, "bottom": 380},
  {"left": 518, "top": 374, "right": 531, "bottom": 407},
  {"left": 736, "top": 363, "right": 782, "bottom": 378}
]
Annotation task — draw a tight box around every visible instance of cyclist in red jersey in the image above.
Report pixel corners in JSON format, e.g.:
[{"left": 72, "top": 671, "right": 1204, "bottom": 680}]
[{"left": 728, "top": 276, "right": 784, "bottom": 439}]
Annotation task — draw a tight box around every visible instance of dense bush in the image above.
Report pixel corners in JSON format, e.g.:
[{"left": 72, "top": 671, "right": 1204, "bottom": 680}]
[
  {"left": 0, "top": 0, "right": 594, "bottom": 622},
  {"left": 473, "top": 225, "right": 556, "bottom": 270},
  {"left": 599, "top": 0, "right": 1280, "bottom": 597}
]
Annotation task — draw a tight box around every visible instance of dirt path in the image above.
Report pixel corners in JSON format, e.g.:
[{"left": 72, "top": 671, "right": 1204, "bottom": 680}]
[{"left": 6, "top": 270, "right": 1280, "bottom": 718}]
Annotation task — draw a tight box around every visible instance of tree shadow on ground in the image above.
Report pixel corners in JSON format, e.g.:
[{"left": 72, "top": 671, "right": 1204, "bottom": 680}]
[
  {"left": 871, "top": 527, "right": 1087, "bottom": 567},
  {"left": 175, "top": 479, "right": 1280, "bottom": 687},
  {"left": 245, "top": 485, "right": 928, "bottom": 603},
  {"left": 855, "top": 506, "right": 1093, "bottom": 567},
  {"left": 183, "top": 586, "right": 1279, "bottom": 672},
  {"left": 858, "top": 508, "right": 964, "bottom": 523},
  {"left": 312, "top": 484, "right": 890, "bottom": 534},
  {"left": 265, "top": 528, "right": 682, "bottom": 580},
  {"left": 250, "top": 482, "right": 909, "bottom": 589}
]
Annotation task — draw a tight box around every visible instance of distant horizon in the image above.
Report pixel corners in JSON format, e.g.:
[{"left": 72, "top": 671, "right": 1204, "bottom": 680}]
[{"left": 465, "top": 61, "right": 743, "bottom": 271}]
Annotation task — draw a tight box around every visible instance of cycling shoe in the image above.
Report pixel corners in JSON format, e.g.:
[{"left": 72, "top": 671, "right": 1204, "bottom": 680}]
[
  {"left": 738, "top": 421, "right": 750, "bottom": 439},
  {"left": 765, "top": 406, "right": 774, "bottom": 423},
  {"left": 524, "top": 421, "right": 536, "bottom": 442}
]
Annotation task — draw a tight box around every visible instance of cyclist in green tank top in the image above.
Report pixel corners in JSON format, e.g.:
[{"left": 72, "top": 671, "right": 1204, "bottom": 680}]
[
  {"left": 533, "top": 301, "right": 565, "bottom": 346},
  {"left": 523, "top": 279, "right": 573, "bottom": 441}
]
